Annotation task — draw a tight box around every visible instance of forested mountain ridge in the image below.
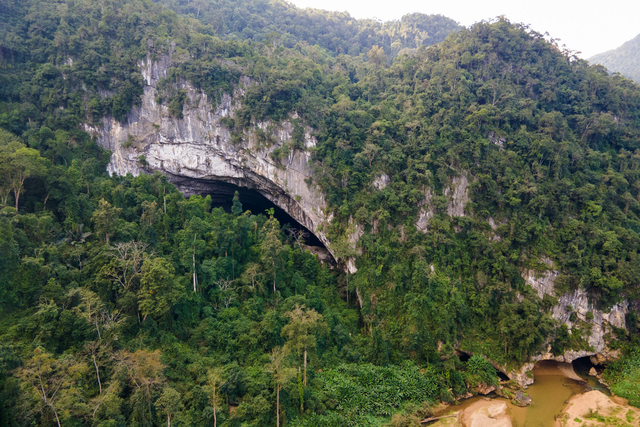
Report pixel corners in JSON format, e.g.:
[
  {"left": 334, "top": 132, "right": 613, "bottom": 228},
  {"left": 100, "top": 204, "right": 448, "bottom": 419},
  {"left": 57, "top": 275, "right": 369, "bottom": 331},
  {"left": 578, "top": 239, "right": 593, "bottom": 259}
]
[
  {"left": 2, "top": 0, "right": 640, "bottom": 425},
  {"left": 153, "top": 0, "right": 462, "bottom": 58},
  {"left": 590, "top": 33, "right": 640, "bottom": 84}
]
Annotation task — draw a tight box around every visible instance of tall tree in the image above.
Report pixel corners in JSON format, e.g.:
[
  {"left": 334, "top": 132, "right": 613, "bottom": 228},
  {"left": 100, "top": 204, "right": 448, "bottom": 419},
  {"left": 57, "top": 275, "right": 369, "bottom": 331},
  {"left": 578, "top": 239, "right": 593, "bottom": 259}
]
[
  {"left": 5, "top": 145, "right": 47, "bottom": 210},
  {"left": 16, "top": 349, "right": 88, "bottom": 427},
  {"left": 138, "top": 257, "right": 184, "bottom": 320},
  {"left": 156, "top": 387, "right": 182, "bottom": 427},
  {"left": 207, "top": 368, "right": 224, "bottom": 427},
  {"left": 260, "top": 217, "right": 285, "bottom": 294},
  {"left": 266, "top": 347, "right": 295, "bottom": 427},
  {"left": 281, "top": 305, "right": 327, "bottom": 386}
]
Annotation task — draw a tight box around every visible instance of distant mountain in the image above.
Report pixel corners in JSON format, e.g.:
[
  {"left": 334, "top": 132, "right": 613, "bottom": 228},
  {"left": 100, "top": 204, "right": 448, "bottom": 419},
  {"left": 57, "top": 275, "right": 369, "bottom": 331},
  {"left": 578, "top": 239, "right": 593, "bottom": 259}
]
[{"left": 590, "top": 33, "right": 640, "bottom": 83}]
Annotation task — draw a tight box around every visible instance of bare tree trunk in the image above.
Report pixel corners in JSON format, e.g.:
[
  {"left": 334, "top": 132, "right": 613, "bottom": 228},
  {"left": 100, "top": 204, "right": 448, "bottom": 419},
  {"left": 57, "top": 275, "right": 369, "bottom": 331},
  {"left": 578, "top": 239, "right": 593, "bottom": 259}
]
[
  {"left": 355, "top": 287, "right": 363, "bottom": 308},
  {"left": 95, "top": 320, "right": 101, "bottom": 340},
  {"left": 213, "top": 385, "right": 217, "bottom": 427},
  {"left": 167, "top": 414, "right": 170, "bottom": 427},
  {"left": 92, "top": 354, "right": 102, "bottom": 394},
  {"left": 304, "top": 347, "right": 307, "bottom": 386},
  {"left": 276, "top": 384, "right": 280, "bottom": 427},
  {"left": 50, "top": 404, "right": 61, "bottom": 427},
  {"left": 193, "top": 233, "right": 197, "bottom": 292}
]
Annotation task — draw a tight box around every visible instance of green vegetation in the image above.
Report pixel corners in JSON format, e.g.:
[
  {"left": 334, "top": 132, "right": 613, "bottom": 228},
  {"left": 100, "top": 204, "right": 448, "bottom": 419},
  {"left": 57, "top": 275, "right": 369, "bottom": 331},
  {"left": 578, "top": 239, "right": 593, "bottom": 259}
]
[
  {"left": 590, "top": 33, "right": 640, "bottom": 84},
  {"left": 155, "top": 0, "right": 461, "bottom": 58},
  {"left": 1, "top": 0, "right": 640, "bottom": 424},
  {"left": 605, "top": 347, "right": 640, "bottom": 407}
]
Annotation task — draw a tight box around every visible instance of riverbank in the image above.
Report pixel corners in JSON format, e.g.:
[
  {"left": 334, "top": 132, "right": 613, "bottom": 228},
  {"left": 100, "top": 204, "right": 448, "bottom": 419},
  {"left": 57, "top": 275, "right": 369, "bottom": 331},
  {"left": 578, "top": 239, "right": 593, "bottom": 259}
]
[
  {"left": 429, "top": 361, "right": 593, "bottom": 426},
  {"left": 554, "top": 390, "right": 640, "bottom": 426}
]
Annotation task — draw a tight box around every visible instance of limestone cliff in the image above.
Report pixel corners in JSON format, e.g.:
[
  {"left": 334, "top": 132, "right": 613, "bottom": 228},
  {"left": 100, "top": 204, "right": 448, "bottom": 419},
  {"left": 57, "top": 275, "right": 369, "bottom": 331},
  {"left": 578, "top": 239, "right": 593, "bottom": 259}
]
[
  {"left": 508, "top": 257, "right": 628, "bottom": 385},
  {"left": 83, "top": 55, "right": 333, "bottom": 256}
]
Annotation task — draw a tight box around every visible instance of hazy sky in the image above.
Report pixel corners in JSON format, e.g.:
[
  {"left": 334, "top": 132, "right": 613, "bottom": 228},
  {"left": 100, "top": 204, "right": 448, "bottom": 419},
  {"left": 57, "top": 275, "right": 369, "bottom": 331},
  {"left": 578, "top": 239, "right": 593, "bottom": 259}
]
[{"left": 287, "top": 0, "right": 640, "bottom": 58}]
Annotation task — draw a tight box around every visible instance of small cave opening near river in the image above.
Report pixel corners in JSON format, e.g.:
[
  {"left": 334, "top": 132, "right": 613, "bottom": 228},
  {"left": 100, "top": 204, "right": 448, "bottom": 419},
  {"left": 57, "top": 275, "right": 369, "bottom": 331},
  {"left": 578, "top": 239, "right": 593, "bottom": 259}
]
[
  {"left": 173, "top": 178, "right": 329, "bottom": 252},
  {"left": 572, "top": 356, "right": 612, "bottom": 395}
]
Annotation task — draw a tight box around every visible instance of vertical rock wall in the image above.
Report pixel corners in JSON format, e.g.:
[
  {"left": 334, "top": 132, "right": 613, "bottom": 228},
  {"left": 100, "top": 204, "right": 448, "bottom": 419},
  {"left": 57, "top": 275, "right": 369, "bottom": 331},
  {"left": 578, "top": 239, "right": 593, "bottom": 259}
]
[{"left": 83, "top": 55, "right": 333, "bottom": 256}]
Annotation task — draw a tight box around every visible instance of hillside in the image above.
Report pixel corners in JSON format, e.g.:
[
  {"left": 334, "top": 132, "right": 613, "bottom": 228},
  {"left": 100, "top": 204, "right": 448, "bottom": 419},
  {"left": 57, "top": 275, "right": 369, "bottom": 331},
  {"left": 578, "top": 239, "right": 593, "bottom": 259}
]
[
  {"left": 1, "top": 0, "right": 640, "bottom": 425},
  {"left": 154, "top": 0, "right": 462, "bottom": 57},
  {"left": 590, "top": 33, "right": 640, "bottom": 83}
]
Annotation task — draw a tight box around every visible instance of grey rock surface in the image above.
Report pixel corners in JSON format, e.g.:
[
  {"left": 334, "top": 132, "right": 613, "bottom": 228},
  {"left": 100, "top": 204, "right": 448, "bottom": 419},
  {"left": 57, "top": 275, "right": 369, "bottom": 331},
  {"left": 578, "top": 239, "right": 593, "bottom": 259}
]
[
  {"left": 84, "top": 55, "right": 335, "bottom": 260},
  {"left": 508, "top": 259, "right": 628, "bottom": 386}
]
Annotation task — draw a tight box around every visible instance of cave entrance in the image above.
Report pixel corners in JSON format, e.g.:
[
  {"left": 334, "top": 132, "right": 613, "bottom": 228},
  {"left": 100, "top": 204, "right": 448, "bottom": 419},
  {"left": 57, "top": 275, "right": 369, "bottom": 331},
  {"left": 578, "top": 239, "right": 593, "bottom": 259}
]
[
  {"left": 572, "top": 356, "right": 611, "bottom": 395},
  {"left": 180, "top": 179, "right": 326, "bottom": 249}
]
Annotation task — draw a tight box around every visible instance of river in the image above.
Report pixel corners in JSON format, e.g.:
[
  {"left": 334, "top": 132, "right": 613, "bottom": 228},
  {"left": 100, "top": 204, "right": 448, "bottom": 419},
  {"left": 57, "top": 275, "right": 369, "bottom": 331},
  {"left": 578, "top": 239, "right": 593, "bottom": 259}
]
[{"left": 434, "top": 359, "right": 608, "bottom": 426}]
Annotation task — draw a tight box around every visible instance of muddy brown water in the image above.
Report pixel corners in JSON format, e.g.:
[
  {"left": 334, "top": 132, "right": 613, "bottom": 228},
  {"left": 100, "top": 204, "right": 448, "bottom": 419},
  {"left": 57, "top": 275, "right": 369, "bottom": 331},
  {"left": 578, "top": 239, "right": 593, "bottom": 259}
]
[{"left": 435, "top": 361, "right": 599, "bottom": 426}]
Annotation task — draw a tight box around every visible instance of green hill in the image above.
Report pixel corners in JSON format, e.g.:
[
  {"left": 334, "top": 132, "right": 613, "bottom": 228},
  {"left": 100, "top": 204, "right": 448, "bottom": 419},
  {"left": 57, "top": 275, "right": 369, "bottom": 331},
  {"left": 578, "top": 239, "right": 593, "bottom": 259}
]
[
  {"left": 155, "top": 0, "right": 462, "bottom": 57},
  {"left": 1, "top": 0, "right": 640, "bottom": 425},
  {"left": 590, "top": 33, "right": 640, "bottom": 83}
]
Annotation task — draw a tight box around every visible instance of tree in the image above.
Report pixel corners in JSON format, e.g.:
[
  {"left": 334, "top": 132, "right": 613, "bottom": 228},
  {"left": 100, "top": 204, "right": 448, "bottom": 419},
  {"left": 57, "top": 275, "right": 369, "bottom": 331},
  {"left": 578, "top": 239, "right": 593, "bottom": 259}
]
[
  {"left": 0, "top": 130, "right": 23, "bottom": 206},
  {"left": 231, "top": 191, "right": 243, "bottom": 216},
  {"left": 72, "top": 288, "right": 105, "bottom": 340},
  {"left": 362, "top": 142, "right": 381, "bottom": 168},
  {"left": 207, "top": 368, "right": 224, "bottom": 427},
  {"left": 281, "top": 305, "right": 326, "bottom": 387},
  {"left": 156, "top": 387, "right": 182, "bottom": 427},
  {"left": 115, "top": 349, "right": 165, "bottom": 425},
  {"left": 266, "top": 347, "right": 295, "bottom": 427},
  {"left": 367, "top": 45, "right": 386, "bottom": 67},
  {"left": 138, "top": 257, "right": 184, "bottom": 320},
  {"left": 2, "top": 144, "right": 47, "bottom": 210},
  {"left": 175, "top": 217, "right": 210, "bottom": 292},
  {"left": 16, "top": 348, "right": 88, "bottom": 427},
  {"left": 91, "top": 199, "right": 122, "bottom": 244},
  {"left": 215, "top": 277, "right": 236, "bottom": 309},
  {"left": 260, "top": 217, "right": 285, "bottom": 294},
  {"left": 101, "top": 241, "right": 148, "bottom": 291}
]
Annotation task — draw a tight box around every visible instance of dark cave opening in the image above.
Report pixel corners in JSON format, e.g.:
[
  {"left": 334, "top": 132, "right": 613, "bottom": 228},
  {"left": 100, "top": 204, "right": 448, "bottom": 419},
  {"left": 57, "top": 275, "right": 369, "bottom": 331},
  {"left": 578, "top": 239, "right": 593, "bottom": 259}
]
[
  {"left": 455, "top": 350, "right": 470, "bottom": 362},
  {"left": 497, "top": 371, "right": 510, "bottom": 382},
  {"left": 572, "top": 356, "right": 598, "bottom": 376},
  {"left": 178, "top": 179, "right": 326, "bottom": 249}
]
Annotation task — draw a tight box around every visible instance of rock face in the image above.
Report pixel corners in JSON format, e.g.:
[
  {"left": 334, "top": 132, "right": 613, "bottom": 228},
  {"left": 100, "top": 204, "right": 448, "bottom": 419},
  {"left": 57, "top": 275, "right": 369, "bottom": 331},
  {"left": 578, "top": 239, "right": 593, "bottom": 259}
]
[
  {"left": 84, "top": 55, "right": 333, "bottom": 257},
  {"left": 415, "top": 174, "right": 470, "bottom": 232},
  {"left": 510, "top": 257, "right": 628, "bottom": 385},
  {"left": 444, "top": 175, "right": 470, "bottom": 217}
]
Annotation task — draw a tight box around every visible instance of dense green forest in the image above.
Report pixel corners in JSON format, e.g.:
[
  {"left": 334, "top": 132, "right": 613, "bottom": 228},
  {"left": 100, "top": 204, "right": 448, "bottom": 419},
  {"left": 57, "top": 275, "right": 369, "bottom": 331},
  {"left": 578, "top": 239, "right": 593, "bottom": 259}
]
[
  {"left": 2, "top": 0, "right": 640, "bottom": 425},
  {"left": 154, "top": 0, "right": 461, "bottom": 58},
  {"left": 590, "top": 33, "right": 640, "bottom": 84}
]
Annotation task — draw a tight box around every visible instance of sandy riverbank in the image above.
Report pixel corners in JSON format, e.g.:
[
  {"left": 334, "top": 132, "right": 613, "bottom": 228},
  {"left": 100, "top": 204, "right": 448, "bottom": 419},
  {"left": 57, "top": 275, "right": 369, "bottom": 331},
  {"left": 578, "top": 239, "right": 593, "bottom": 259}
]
[
  {"left": 426, "top": 398, "right": 512, "bottom": 427},
  {"left": 554, "top": 390, "right": 640, "bottom": 426},
  {"left": 430, "top": 360, "right": 587, "bottom": 427}
]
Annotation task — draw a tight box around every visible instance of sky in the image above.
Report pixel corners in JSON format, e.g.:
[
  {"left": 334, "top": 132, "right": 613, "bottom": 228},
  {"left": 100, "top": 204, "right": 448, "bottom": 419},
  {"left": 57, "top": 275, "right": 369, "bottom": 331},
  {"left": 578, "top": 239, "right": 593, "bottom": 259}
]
[{"left": 287, "top": 0, "right": 640, "bottom": 58}]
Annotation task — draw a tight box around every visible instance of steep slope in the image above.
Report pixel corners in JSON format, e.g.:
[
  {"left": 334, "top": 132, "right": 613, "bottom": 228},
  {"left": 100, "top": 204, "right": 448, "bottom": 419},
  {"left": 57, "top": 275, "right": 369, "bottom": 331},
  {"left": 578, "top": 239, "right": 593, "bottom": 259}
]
[
  {"left": 155, "top": 0, "right": 462, "bottom": 57},
  {"left": 590, "top": 33, "right": 640, "bottom": 83},
  {"left": 2, "top": 0, "right": 640, "bottom": 424}
]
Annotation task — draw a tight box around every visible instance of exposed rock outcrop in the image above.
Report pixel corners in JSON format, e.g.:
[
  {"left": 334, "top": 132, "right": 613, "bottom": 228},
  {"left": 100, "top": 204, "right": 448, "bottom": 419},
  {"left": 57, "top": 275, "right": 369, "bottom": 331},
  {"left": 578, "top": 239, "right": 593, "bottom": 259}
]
[
  {"left": 84, "top": 55, "right": 334, "bottom": 259},
  {"left": 444, "top": 175, "right": 470, "bottom": 217},
  {"left": 513, "top": 257, "right": 628, "bottom": 385},
  {"left": 415, "top": 188, "right": 434, "bottom": 232},
  {"left": 373, "top": 173, "right": 389, "bottom": 190},
  {"left": 415, "top": 175, "right": 471, "bottom": 232}
]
